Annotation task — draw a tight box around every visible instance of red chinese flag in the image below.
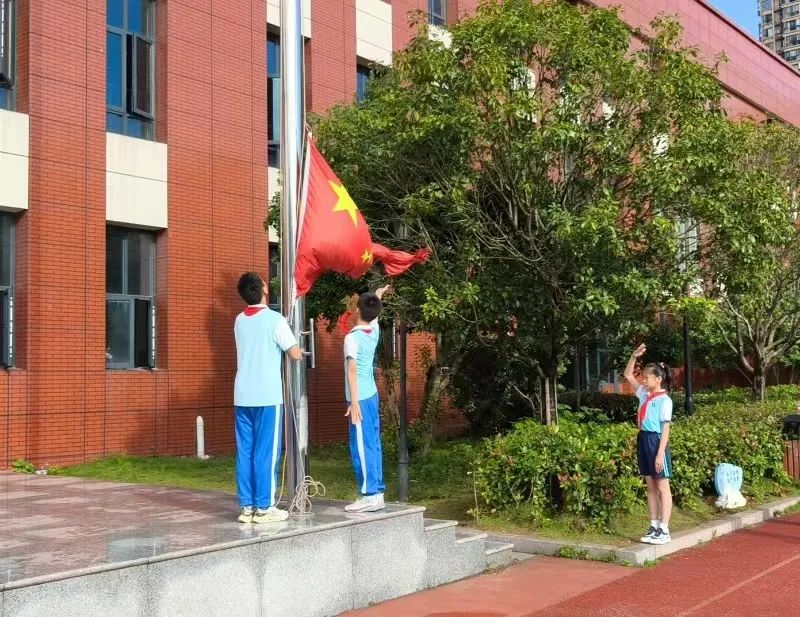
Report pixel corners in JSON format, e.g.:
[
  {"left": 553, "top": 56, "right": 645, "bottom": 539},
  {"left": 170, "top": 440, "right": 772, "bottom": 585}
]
[
  {"left": 371, "top": 244, "right": 432, "bottom": 276},
  {"left": 294, "top": 139, "right": 431, "bottom": 297}
]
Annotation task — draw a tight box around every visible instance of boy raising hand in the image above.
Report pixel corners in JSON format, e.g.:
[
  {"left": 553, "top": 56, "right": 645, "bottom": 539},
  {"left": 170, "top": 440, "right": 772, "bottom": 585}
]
[{"left": 344, "top": 285, "right": 391, "bottom": 512}]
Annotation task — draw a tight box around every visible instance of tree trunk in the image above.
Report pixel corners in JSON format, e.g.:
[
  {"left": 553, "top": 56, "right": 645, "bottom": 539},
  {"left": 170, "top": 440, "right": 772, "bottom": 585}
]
[
  {"left": 378, "top": 322, "right": 399, "bottom": 431},
  {"left": 540, "top": 373, "right": 558, "bottom": 425},
  {"left": 753, "top": 371, "right": 766, "bottom": 402},
  {"left": 381, "top": 362, "right": 400, "bottom": 431},
  {"left": 575, "top": 344, "right": 582, "bottom": 412},
  {"left": 543, "top": 378, "right": 551, "bottom": 425},
  {"left": 418, "top": 365, "right": 449, "bottom": 455}
]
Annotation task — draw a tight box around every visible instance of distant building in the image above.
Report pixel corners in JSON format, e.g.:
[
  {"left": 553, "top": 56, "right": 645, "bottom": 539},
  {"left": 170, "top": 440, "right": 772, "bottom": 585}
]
[{"left": 758, "top": 0, "right": 800, "bottom": 71}]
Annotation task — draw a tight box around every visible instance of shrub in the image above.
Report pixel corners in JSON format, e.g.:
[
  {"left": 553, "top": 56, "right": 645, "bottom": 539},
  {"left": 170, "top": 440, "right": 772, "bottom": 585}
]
[
  {"left": 474, "top": 398, "right": 791, "bottom": 528},
  {"left": 474, "top": 420, "right": 640, "bottom": 528},
  {"left": 685, "top": 385, "right": 800, "bottom": 407},
  {"left": 670, "top": 400, "right": 790, "bottom": 503},
  {"left": 559, "top": 391, "right": 638, "bottom": 424},
  {"left": 558, "top": 405, "right": 612, "bottom": 425}
]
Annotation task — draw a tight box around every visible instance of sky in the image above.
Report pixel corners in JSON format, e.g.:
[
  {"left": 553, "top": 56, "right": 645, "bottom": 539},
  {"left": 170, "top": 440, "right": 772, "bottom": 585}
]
[{"left": 707, "top": 0, "right": 760, "bottom": 38}]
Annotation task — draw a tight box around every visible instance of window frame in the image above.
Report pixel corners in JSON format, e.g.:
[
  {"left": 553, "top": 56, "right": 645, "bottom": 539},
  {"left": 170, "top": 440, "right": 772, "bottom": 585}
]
[
  {"left": 356, "top": 64, "right": 371, "bottom": 102},
  {"left": 429, "top": 0, "right": 446, "bottom": 26},
  {"left": 0, "top": 214, "right": 15, "bottom": 367},
  {"left": 106, "top": 0, "right": 156, "bottom": 140},
  {"left": 106, "top": 227, "right": 156, "bottom": 370},
  {"left": 267, "top": 32, "right": 281, "bottom": 168},
  {"left": 0, "top": 0, "right": 15, "bottom": 110}
]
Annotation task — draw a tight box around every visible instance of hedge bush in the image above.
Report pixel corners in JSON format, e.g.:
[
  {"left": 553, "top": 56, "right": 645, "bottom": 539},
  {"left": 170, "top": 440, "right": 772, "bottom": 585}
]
[
  {"left": 558, "top": 391, "right": 638, "bottom": 423},
  {"left": 474, "top": 400, "right": 792, "bottom": 529}
]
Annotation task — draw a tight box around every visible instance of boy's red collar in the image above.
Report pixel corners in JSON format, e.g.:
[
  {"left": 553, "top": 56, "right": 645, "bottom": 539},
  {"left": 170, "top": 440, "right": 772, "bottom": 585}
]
[{"left": 243, "top": 304, "right": 267, "bottom": 316}]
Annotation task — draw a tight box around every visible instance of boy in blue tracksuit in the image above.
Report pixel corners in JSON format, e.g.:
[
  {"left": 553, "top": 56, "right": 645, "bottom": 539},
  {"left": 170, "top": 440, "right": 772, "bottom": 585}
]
[
  {"left": 344, "top": 285, "right": 390, "bottom": 512},
  {"left": 233, "top": 272, "right": 302, "bottom": 524}
]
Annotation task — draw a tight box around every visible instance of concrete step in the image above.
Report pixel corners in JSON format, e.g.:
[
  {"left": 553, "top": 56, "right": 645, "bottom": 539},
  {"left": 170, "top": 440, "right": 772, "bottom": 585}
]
[
  {"left": 424, "top": 518, "right": 459, "bottom": 533},
  {"left": 424, "top": 523, "right": 488, "bottom": 588},
  {"left": 484, "top": 539, "right": 515, "bottom": 569}
]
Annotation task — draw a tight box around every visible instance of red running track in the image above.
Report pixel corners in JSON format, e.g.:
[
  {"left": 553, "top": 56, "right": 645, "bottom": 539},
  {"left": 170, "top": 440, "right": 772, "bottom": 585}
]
[
  {"left": 345, "top": 513, "right": 800, "bottom": 617},
  {"left": 536, "top": 514, "right": 800, "bottom": 617}
]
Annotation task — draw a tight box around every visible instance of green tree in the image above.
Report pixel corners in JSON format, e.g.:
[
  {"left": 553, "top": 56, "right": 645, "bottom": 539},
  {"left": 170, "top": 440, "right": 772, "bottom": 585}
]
[
  {"left": 703, "top": 122, "right": 800, "bottom": 401},
  {"left": 313, "top": 0, "right": 763, "bottom": 425},
  {"left": 272, "top": 1, "right": 787, "bottom": 432}
]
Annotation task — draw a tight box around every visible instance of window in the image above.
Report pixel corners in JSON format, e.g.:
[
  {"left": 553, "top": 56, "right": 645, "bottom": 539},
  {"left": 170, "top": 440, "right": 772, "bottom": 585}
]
[
  {"left": 106, "top": 0, "right": 155, "bottom": 140},
  {"left": 106, "top": 227, "right": 156, "bottom": 369},
  {"left": 0, "top": 215, "right": 14, "bottom": 367},
  {"left": 429, "top": 0, "right": 445, "bottom": 26},
  {"left": 356, "top": 64, "right": 371, "bottom": 102},
  {"left": 0, "top": 0, "right": 14, "bottom": 110},
  {"left": 268, "top": 33, "right": 281, "bottom": 168}
]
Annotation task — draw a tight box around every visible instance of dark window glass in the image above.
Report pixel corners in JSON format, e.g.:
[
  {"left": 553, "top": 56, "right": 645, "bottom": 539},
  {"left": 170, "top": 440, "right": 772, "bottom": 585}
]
[
  {"left": 107, "top": 112, "right": 124, "bottom": 134},
  {"left": 126, "top": 231, "right": 154, "bottom": 295},
  {"left": 106, "top": 227, "right": 156, "bottom": 368},
  {"left": 107, "top": 0, "right": 124, "bottom": 29},
  {"left": 106, "top": 230, "right": 125, "bottom": 294},
  {"left": 356, "top": 65, "right": 371, "bottom": 102},
  {"left": 1, "top": 0, "right": 16, "bottom": 109},
  {"left": 267, "top": 34, "right": 281, "bottom": 168},
  {"left": 127, "top": 0, "right": 152, "bottom": 36},
  {"left": 429, "top": 0, "right": 445, "bottom": 25},
  {"left": 106, "top": 300, "right": 131, "bottom": 367},
  {"left": 126, "top": 116, "right": 152, "bottom": 140},
  {"left": 106, "top": 0, "right": 155, "bottom": 139},
  {"left": 0, "top": 215, "right": 12, "bottom": 288},
  {"left": 0, "top": 213, "right": 14, "bottom": 367},
  {"left": 133, "top": 36, "right": 153, "bottom": 116},
  {"left": 107, "top": 32, "right": 124, "bottom": 109},
  {"left": 133, "top": 298, "right": 152, "bottom": 367}
]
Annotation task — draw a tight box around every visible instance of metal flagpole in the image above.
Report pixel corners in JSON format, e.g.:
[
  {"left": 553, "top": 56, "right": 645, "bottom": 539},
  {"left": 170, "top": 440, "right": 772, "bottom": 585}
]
[{"left": 280, "top": 0, "right": 308, "bottom": 502}]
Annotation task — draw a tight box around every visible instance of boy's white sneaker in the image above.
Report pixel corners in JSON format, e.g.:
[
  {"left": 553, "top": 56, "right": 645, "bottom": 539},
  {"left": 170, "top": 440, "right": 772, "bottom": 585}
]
[
  {"left": 345, "top": 493, "right": 385, "bottom": 513},
  {"left": 252, "top": 506, "right": 289, "bottom": 523},
  {"left": 237, "top": 506, "right": 254, "bottom": 523}
]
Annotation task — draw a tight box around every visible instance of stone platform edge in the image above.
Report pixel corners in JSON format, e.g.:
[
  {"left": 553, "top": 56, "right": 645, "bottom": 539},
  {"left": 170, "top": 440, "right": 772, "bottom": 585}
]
[
  {"left": 483, "top": 494, "right": 800, "bottom": 567},
  {"left": 0, "top": 504, "right": 426, "bottom": 592}
]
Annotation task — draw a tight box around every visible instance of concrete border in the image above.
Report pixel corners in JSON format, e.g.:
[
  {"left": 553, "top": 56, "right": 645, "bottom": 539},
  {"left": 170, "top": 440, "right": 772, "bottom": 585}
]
[{"left": 483, "top": 494, "right": 800, "bottom": 567}]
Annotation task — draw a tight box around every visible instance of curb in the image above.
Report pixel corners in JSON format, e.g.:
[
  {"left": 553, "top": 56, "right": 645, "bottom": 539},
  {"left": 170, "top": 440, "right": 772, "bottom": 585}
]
[{"left": 481, "top": 494, "right": 800, "bottom": 567}]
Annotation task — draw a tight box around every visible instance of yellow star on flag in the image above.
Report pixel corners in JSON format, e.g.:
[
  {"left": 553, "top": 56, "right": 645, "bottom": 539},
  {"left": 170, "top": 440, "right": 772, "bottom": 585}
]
[
  {"left": 361, "top": 248, "right": 373, "bottom": 264},
  {"left": 330, "top": 180, "right": 359, "bottom": 227}
]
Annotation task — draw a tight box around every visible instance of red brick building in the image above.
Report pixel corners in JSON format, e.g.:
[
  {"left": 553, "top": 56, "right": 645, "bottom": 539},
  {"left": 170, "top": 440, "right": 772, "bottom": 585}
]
[{"left": 0, "top": 0, "right": 798, "bottom": 467}]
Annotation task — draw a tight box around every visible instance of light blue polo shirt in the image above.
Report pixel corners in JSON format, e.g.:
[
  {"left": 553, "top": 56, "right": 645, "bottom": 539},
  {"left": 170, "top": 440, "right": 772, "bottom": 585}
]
[
  {"left": 234, "top": 306, "right": 297, "bottom": 407},
  {"left": 344, "top": 320, "right": 379, "bottom": 403},
  {"left": 636, "top": 386, "right": 673, "bottom": 433}
]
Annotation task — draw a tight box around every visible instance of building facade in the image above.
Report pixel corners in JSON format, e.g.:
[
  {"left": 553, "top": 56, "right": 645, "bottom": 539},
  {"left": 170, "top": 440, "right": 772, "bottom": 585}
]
[
  {"left": 759, "top": 0, "right": 800, "bottom": 71},
  {"left": 0, "top": 0, "right": 798, "bottom": 467}
]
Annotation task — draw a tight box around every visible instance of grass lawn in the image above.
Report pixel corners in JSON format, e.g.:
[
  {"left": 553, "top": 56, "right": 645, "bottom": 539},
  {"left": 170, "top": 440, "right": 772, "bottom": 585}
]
[
  {"left": 54, "top": 441, "right": 478, "bottom": 522},
  {"left": 53, "top": 440, "right": 791, "bottom": 546}
]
